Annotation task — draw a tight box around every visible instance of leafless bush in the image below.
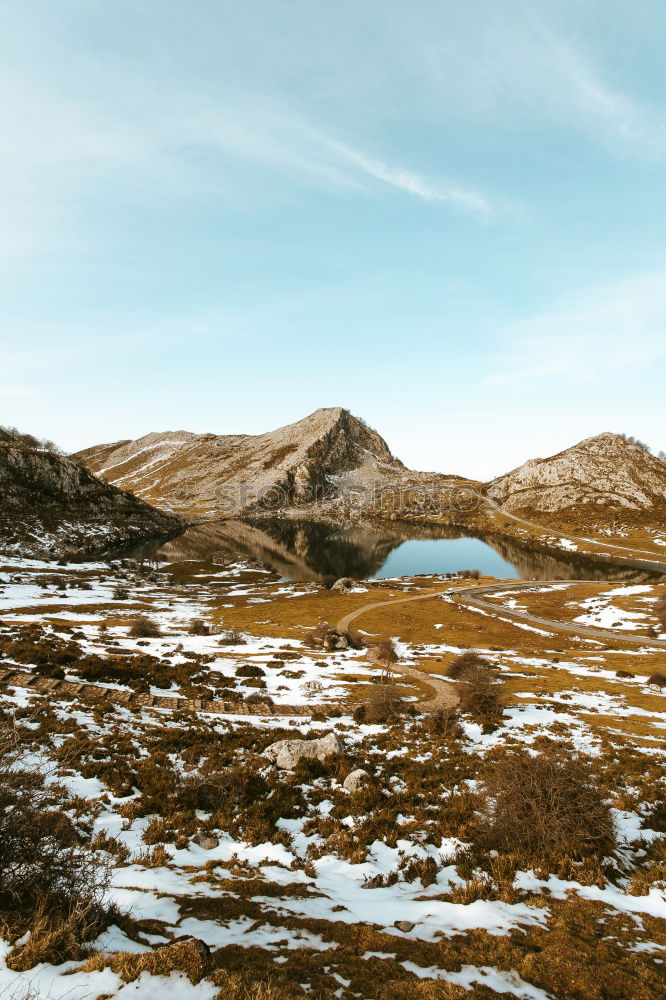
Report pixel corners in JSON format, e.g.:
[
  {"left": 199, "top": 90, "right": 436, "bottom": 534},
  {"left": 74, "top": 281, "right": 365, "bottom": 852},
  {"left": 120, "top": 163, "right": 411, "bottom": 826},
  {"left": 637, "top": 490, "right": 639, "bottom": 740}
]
[
  {"left": 478, "top": 747, "right": 614, "bottom": 863},
  {"left": 648, "top": 673, "right": 666, "bottom": 689},
  {"left": 128, "top": 615, "right": 162, "bottom": 638},
  {"left": 354, "top": 683, "right": 408, "bottom": 724},
  {"left": 0, "top": 716, "right": 110, "bottom": 967},
  {"left": 188, "top": 618, "right": 210, "bottom": 635},
  {"left": 447, "top": 652, "right": 503, "bottom": 728},
  {"left": 446, "top": 650, "right": 490, "bottom": 679}
]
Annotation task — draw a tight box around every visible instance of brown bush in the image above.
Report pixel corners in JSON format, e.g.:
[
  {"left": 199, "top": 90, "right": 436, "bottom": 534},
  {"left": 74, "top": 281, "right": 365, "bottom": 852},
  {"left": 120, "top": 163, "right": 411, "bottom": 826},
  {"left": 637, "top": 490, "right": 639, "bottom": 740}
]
[
  {"left": 478, "top": 747, "right": 614, "bottom": 863},
  {"left": 0, "top": 718, "right": 110, "bottom": 966},
  {"left": 457, "top": 664, "right": 503, "bottom": 728},
  {"left": 128, "top": 615, "right": 162, "bottom": 638},
  {"left": 188, "top": 618, "right": 210, "bottom": 635},
  {"left": 648, "top": 673, "right": 666, "bottom": 688},
  {"left": 446, "top": 650, "right": 491, "bottom": 679},
  {"left": 355, "top": 683, "right": 408, "bottom": 724}
]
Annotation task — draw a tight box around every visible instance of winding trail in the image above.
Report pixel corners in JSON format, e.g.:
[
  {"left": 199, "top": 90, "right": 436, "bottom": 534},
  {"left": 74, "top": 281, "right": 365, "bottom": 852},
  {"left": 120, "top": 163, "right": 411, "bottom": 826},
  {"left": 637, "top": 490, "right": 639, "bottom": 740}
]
[
  {"left": 454, "top": 580, "right": 666, "bottom": 649},
  {"left": 337, "top": 593, "right": 458, "bottom": 711},
  {"left": 335, "top": 502, "right": 666, "bottom": 710}
]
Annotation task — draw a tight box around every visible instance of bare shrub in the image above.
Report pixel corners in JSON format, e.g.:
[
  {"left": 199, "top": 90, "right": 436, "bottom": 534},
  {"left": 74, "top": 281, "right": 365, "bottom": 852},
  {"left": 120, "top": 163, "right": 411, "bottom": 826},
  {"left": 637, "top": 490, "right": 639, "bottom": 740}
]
[
  {"left": 424, "top": 707, "right": 463, "bottom": 739},
  {"left": 188, "top": 618, "right": 210, "bottom": 635},
  {"left": 0, "top": 717, "right": 110, "bottom": 967},
  {"left": 128, "top": 615, "right": 162, "bottom": 638},
  {"left": 447, "top": 653, "right": 503, "bottom": 728},
  {"left": 478, "top": 747, "right": 614, "bottom": 863},
  {"left": 648, "top": 672, "right": 666, "bottom": 688},
  {"left": 446, "top": 650, "right": 490, "bottom": 679},
  {"left": 354, "top": 683, "right": 408, "bottom": 724},
  {"left": 654, "top": 596, "right": 666, "bottom": 631}
]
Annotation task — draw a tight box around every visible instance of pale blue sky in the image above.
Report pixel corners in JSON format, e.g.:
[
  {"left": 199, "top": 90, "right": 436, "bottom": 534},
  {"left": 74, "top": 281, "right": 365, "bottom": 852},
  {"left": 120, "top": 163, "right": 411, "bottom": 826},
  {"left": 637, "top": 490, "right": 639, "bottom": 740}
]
[{"left": 1, "top": 0, "right": 665, "bottom": 478}]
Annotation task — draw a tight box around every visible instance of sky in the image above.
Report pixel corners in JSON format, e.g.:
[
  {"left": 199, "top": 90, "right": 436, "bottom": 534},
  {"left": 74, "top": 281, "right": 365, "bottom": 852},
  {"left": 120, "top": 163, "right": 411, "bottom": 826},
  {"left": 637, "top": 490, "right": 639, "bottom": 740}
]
[{"left": 1, "top": 0, "right": 665, "bottom": 480}]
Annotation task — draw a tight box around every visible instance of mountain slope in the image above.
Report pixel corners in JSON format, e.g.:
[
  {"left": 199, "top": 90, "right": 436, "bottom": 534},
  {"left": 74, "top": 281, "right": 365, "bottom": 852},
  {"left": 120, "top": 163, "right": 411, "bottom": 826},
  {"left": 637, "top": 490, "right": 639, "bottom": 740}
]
[
  {"left": 75, "top": 408, "right": 405, "bottom": 516},
  {"left": 486, "top": 433, "right": 666, "bottom": 516},
  {"left": 0, "top": 436, "right": 184, "bottom": 559}
]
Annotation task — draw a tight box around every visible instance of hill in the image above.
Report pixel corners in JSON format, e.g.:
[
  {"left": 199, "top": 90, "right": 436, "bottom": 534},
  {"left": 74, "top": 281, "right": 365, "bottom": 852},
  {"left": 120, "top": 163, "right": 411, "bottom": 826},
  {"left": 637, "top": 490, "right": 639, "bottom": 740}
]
[
  {"left": 0, "top": 434, "right": 185, "bottom": 560},
  {"left": 75, "top": 407, "right": 406, "bottom": 516},
  {"left": 486, "top": 432, "right": 666, "bottom": 519}
]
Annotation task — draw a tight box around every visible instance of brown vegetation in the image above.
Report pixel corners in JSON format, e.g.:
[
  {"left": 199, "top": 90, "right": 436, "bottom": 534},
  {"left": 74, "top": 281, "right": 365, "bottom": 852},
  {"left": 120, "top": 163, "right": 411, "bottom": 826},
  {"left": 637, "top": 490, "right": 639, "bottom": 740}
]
[{"left": 478, "top": 745, "right": 615, "bottom": 863}]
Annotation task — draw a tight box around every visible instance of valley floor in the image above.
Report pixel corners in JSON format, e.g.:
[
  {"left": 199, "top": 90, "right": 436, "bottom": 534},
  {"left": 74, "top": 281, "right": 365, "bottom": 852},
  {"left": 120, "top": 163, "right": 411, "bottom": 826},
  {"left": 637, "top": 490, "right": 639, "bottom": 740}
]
[{"left": 1, "top": 554, "right": 666, "bottom": 999}]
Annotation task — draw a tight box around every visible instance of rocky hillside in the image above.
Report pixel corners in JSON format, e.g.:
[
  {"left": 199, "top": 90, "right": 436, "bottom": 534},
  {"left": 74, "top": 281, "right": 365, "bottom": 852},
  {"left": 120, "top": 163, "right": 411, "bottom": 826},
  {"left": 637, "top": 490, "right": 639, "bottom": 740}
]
[
  {"left": 486, "top": 433, "right": 666, "bottom": 517},
  {"left": 0, "top": 436, "right": 185, "bottom": 560},
  {"left": 75, "top": 408, "right": 406, "bottom": 517}
]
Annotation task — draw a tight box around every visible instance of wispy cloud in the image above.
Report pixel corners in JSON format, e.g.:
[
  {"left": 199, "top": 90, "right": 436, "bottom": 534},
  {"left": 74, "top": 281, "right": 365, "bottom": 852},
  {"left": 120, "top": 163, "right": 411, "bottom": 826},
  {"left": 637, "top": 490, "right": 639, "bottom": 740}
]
[
  {"left": 486, "top": 269, "right": 666, "bottom": 385},
  {"left": 525, "top": 14, "right": 665, "bottom": 154},
  {"left": 328, "top": 140, "right": 492, "bottom": 213}
]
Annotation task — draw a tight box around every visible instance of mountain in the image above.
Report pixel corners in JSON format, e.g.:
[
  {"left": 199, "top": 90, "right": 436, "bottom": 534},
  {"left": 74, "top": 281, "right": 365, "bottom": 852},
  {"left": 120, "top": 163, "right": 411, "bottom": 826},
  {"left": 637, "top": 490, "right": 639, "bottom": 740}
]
[
  {"left": 486, "top": 433, "right": 666, "bottom": 517},
  {"left": 0, "top": 434, "right": 184, "bottom": 560},
  {"left": 74, "top": 408, "right": 406, "bottom": 517}
]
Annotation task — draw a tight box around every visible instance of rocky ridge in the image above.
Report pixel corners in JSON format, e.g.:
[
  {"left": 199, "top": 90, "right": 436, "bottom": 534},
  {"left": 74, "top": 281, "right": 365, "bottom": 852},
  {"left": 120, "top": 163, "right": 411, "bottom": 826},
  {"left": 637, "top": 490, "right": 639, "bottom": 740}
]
[
  {"left": 486, "top": 433, "right": 666, "bottom": 517},
  {"left": 75, "top": 408, "right": 408, "bottom": 517},
  {"left": 0, "top": 437, "right": 184, "bottom": 560}
]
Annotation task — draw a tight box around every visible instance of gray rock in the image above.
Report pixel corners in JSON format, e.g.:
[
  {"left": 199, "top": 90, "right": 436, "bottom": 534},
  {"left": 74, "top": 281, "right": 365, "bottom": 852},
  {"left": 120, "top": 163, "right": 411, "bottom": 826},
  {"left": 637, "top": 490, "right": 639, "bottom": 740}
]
[
  {"left": 331, "top": 577, "right": 354, "bottom": 593},
  {"left": 343, "top": 768, "right": 369, "bottom": 793},
  {"left": 193, "top": 832, "right": 219, "bottom": 850},
  {"left": 263, "top": 731, "right": 343, "bottom": 769}
]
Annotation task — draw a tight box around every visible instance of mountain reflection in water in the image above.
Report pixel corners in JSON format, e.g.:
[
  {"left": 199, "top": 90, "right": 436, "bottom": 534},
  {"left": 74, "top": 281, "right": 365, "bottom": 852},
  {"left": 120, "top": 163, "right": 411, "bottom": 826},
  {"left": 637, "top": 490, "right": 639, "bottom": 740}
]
[{"left": 144, "top": 518, "right": 657, "bottom": 583}]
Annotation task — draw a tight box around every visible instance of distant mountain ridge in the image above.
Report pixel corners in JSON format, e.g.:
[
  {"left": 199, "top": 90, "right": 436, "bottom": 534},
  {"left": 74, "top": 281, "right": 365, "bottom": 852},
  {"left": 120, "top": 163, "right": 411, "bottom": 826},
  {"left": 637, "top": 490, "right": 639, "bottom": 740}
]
[
  {"left": 486, "top": 432, "right": 666, "bottom": 515},
  {"left": 75, "top": 408, "right": 406, "bottom": 517},
  {"left": 74, "top": 414, "right": 666, "bottom": 527}
]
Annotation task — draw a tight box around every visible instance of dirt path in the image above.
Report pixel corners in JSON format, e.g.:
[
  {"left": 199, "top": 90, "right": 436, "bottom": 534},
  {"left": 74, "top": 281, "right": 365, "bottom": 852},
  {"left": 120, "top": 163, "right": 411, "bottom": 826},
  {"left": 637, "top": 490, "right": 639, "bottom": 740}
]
[
  {"left": 337, "top": 592, "right": 458, "bottom": 711},
  {"left": 335, "top": 569, "right": 666, "bottom": 712},
  {"left": 454, "top": 580, "right": 666, "bottom": 649}
]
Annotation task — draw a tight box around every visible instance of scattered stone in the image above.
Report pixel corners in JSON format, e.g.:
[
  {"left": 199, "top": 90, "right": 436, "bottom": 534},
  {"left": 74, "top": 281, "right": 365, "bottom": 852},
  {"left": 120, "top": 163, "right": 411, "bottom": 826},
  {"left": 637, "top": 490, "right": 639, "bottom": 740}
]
[
  {"left": 193, "top": 832, "right": 219, "bottom": 850},
  {"left": 394, "top": 920, "right": 416, "bottom": 933},
  {"left": 324, "top": 630, "right": 348, "bottom": 651},
  {"left": 263, "top": 731, "right": 343, "bottom": 769},
  {"left": 343, "top": 768, "right": 369, "bottom": 793}
]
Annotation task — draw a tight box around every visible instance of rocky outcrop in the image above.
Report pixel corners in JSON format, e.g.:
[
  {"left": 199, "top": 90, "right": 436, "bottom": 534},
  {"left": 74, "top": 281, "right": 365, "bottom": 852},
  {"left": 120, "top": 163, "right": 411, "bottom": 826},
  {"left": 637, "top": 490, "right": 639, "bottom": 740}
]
[
  {"left": 486, "top": 433, "right": 666, "bottom": 515},
  {"left": 0, "top": 438, "right": 184, "bottom": 560},
  {"left": 75, "top": 408, "right": 405, "bottom": 516},
  {"left": 262, "top": 731, "right": 343, "bottom": 769}
]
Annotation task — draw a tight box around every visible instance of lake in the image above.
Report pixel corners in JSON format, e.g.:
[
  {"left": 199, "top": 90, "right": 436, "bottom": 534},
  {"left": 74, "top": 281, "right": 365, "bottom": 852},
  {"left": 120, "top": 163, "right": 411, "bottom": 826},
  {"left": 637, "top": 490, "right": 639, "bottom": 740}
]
[{"left": 140, "top": 517, "right": 654, "bottom": 584}]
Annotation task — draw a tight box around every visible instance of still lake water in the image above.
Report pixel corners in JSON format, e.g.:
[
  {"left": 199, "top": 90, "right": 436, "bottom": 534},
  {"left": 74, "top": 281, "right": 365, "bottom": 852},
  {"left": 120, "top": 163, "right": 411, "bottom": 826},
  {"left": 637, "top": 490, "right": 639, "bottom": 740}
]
[
  {"left": 371, "top": 537, "right": 518, "bottom": 579},
  {"left": 146, "top": 518, "right": 651, "bottom": 583}
]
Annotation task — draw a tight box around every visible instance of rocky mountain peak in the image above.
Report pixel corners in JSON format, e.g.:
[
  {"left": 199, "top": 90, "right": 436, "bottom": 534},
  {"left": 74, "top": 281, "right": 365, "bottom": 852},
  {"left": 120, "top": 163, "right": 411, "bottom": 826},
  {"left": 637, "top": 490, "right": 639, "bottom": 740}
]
[
  {"left": 487, "top": 432, "right": 666, "bottom": 515},
  {"left": 74, "top": 408, "right": 403, "bottom": 516}
]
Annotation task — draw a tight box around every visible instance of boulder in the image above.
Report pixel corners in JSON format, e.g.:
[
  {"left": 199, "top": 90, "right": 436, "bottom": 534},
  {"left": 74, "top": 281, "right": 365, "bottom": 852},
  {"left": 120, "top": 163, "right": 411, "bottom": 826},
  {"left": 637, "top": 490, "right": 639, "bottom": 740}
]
[
  {"left": 193, "top": 831, "right": 219, "bottom": 850},
  {"left": 394, "top": 920, "right": 416, "bottom": 933},
  {"left": 323, "top": 630, "right": 348, "bottom": 651},
  {"left": 263, "top": 731, "right": 343, "bottom": 769},
  {"left": 331, "top": 577, "right": 354, "bottom": 593},
  {"left": 343, "top": 768, "right": 370, "bottom": 793}
]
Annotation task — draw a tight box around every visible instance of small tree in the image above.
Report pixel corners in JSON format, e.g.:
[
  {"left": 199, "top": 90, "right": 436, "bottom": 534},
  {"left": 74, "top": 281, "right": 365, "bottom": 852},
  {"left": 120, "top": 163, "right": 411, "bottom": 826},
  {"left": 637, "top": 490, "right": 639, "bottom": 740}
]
[{"left": 367, "top": 639, "right": 399, "bottom": 684}]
